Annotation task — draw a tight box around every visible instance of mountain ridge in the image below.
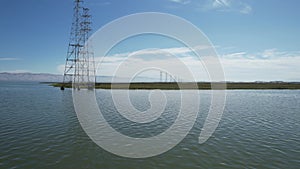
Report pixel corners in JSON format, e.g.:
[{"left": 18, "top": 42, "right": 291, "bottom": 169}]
[{"left": 0, "top": 72, "right": 62, "bottom": 82}]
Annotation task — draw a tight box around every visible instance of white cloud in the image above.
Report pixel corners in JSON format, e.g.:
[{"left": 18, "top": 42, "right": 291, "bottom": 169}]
[
  {"left": 1, "top": 70, "right": 29, "bottom": 73},
  {"left": 120, "top": 45, "right": 211, "bottom": 58},
  {"left": 96, "top": 45, "right": 211, "bottom": 62},
  {"left": 0, "top": 57, "right": 20, "bottom": 61},
  {"left": 220, "top": 56, "right": 300, "bottom": 81},
  {"left": 56, "top": 64, "right": 65, "bottom": 74},
  {"left": 168, "top": 0, "right": 191, "bottom": 5},
  {"left": 201, "top": 0, "right": 252, "bottom": 14},
  {"left": 220, "top": 52, "right": 246, "bottom": 59},
  {"left": 93, "top": 46, "right": 210, "bottom": 81},
  {"left": 166, "top": 0, "right": 252, "bottom": 14},
  {"left": 88, "top": 1, "right": 111, "bottom": 6},
  {"left": 221, "top": 48, "right": 300, "bottom": 60},
  {"left": 212, "top": 0, "right": 231, "bottom": 8},
  {"left": 57, "top": 47, "right": 300, "bottom": 82},
  {"left": 219, "top": 49, "right": 300, "bottom": 81},
  {"left": 240, "top": 4, "right": 252, "bottom": 14}
]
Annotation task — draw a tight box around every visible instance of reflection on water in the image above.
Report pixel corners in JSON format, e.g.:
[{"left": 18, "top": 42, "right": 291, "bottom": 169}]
[{"left": 0, "top": 82, "right": 299, "bottom": 168}]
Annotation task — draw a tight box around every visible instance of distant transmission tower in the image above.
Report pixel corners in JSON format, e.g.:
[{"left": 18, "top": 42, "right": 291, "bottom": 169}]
[
  {"left": 160, "top": 71, "right": 163, "bottom": 82},
  {"left": 61, "top": 0, "right": 95, "bottom": 90}
]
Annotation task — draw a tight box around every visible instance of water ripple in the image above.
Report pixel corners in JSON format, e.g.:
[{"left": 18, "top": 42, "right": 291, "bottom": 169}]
[{"left": 0, "top": 84, "right": 299, "bottom": 168}]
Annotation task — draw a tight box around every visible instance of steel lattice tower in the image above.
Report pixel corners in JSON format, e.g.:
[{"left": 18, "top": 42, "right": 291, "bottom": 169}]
[{"left": 61, "top": 0, "right": 95, "bottom": 90}]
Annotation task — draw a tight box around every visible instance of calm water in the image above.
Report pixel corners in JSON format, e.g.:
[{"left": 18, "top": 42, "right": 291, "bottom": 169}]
[{"left": 0, "top": 82, "right": 299, "bottom": 169}]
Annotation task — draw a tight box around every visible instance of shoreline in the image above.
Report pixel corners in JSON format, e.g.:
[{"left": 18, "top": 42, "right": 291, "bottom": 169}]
[{"left": 47, "top": 82, "right": 300, "bottom": 90}]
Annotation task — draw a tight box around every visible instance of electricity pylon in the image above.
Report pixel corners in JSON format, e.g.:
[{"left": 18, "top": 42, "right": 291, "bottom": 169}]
[{"left": 61, "top": 0, "right": 95, "bottom": 90}]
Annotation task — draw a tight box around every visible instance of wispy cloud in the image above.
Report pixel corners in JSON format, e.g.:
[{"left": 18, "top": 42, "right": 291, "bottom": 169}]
[
  {"left": 88, "top": 1, "right": 111, "bottom": 7},
  {"left": 91, "top": 45, "right": 212, "bottom": 81},
  {"left": 57, "top": 47, "right": 300, "bottom": 81},
  {"left": 221, "top": 48, "right": 300, "bottom": 60},
  {"left": 56, "top": 64, "right": 65, "bottom": 74},
  {"left": 218, "top": 48, "right": 300, "bottom": 81},
  {"left": 0, "top": 57, "right": 20, "bottom": 61},
  {"left": 212, "top": 0, "right": 231, "bottom": 8},
  {"left": 168, "top": 0, "right": 191, "bottom": 5},
  {"left": 240, "top": 3, "right": 252, "bottom": 14},
  {"left": 166, "top": 0, "right": 252, "bottom": 14},
  {"left": 96, "top": 47, "right": 300, "bottom": 81},
  {"left": 200, "top": 0, "right": 252, "bottom": 14},
  {"left": 1, "top": 70, "right": 29, "bottom": 73}
]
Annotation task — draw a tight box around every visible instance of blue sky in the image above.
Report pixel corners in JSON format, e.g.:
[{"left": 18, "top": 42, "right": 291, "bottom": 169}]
[{"left": 0, "top": 0, "right": 300, "bottom": 81}]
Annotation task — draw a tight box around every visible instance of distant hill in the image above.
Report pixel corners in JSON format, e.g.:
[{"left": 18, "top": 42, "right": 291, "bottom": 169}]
[
  {"left": 0, "top": 72, "right": 62, "bottom": 82},
  {"left": 1, "top": 72, "right": 299, "bottom": 84},
  {"left": 0, "top": 72, "right": 156, "bottom": 82}
]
